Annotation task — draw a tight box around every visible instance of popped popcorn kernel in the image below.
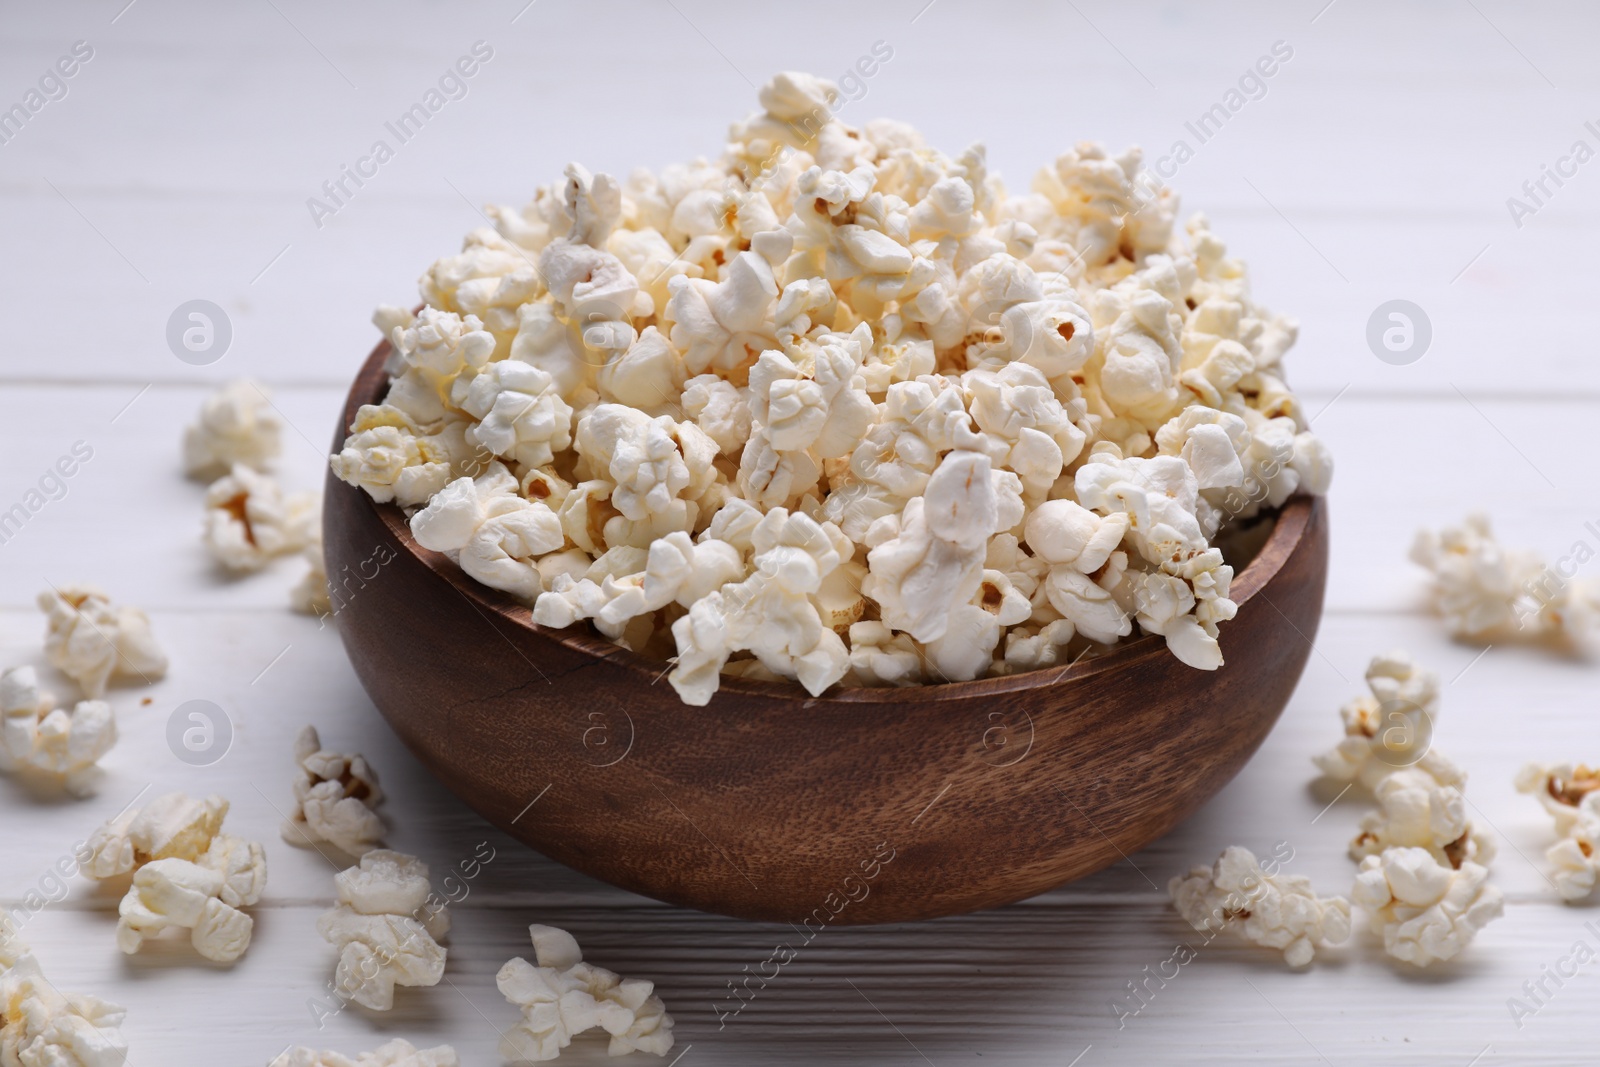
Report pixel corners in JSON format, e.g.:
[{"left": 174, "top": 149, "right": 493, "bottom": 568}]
[
  {"left": 269, "top": 1039, "right": 459, "bottom": 1067},
  {"left": 316, "top": 850, "right": 450, "bottom": 1011},
  {"left": 37, "top": 585, "right": 168, "bottom": 699},
  {"left": 1516, "top": 761, "right": 1600, "bottom": 900},
  {"left": 283, "top": 725, "right": 386, "bottom": 856},
  {"left": 1351, "top": 847, "right": 1503, "bottom": 967},
  {"left": 182, "top": 379, "right": 281, "bottom": 481},
  {"left": 497, "top": 923, "right": 675, "bottom": 1062},
  {"left": 0, "top": 665, "right": 115, "bottom": 796},
  {"left": 1411, "top": 513, "right": 1599, "bottom": 644},
  {"left": 1168, "top": 846, "right": 1350, "bottom": 967}
]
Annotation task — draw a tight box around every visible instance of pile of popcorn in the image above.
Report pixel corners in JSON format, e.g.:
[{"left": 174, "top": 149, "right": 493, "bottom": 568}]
[{"left": 331, "top": 71, "right": 1331, "bottom": 705}]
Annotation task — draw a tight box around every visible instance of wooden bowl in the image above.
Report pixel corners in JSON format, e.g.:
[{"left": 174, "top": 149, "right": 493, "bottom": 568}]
[{"left": 325, "top": 337, "right": 1329, "bottom": 925}]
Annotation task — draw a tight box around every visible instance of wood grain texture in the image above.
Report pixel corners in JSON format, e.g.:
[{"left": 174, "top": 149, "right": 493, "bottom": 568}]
[
  {"left": 326, "top": 340, "right": 1330, "bottom": 924},
  {"left": 5, "top": 1, "right": 1600, "bottom": 1061}
]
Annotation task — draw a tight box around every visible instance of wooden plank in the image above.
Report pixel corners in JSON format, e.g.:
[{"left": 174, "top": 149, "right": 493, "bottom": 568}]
[{"left": 4, "top": 1, "right": 1599, "bottom": 1062}]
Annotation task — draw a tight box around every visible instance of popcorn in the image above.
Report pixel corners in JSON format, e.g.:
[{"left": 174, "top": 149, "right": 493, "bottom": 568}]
[
  {"left": 1411, "top": 513, "right": 1599, "bottom": 643},
  {"left": 283, "top": 725, "right": 386, "bottom": 856},
  {"left": 37, "top": 585, "right": 168, "bottom": 698},
  {"left": 1351, "top": 847, "right": 1504, "bottom": 967},
  {"left": 681, "top": 374, "right": 752, "bottom": 454},
  {"left": 1515, "top": 761, "right": 1600, "bottom": 900},
  {"left": 1312, "top": 650, "right": 1444, "bottom": 791},
  {"left": 410, "top": 464, "right": 563, "bottom": 600},
  {"left": 497, "top": 923, "right": 675, "bottom": 1062},
  {"left": 95, "top": 792, "right": 266, "bottom": 963},
  {"left": 335, "top": 72, "right": 1332, "bottom": 705},
  {"left": 864, "top": 450, "right": 1006, "bottom": 644},
  {"left": 0, "top": 666, "right": 116, "bottom": 796},
  {"left": 669, "top": 509, "right": 852, "bottom": 704},
  {"left": 330, "top": 404, "right": 454, "bottom": 508},
  {"left": 202, "top": 464, "right": 318, "bottom": 572},
  {"left": 456, "top": 359, "right": 574, "bottom": 469},
  {"left": 316, "top": 850, "right": 450, "bottom": 1011},
  {"left": 0, "top": 953, "right": 128, "bottom": 1067},
  {"left": 597, "top": 326, "right": 686, "bottom": 413},
  {"left": 182, "top": 379, "right": 281, "bottom": 481},
  {"left": 115, "top": 844, "right": 264, "bottom": 962},
  {"left": 1349, "top": 767, "right": 1494, "bottom": 870},
  {"left": 269, "top": 1040, "right": 460, "bottom": 1067},
  {"left": 81, "top": 791, "right": 230, "bottom": 879},
  {"left": 1168, "top": 846, "right": 1351, "bottom": 967},
  {"left": 291, "top": 538, "right": 333, "bottom": 616},
  {"left": 846, "top": 620, "right": 924, "bottom": 686}
]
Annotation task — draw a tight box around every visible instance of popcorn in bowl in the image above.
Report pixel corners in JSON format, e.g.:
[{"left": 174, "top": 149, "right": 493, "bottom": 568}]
[{"left": 332, "top": 71, "right": 1331, "bottom": 705}]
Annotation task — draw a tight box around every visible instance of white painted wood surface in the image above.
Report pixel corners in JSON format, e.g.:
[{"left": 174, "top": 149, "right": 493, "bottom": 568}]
[{"left": 3, "top": 1, "right": 1599, "bottom": 1063}]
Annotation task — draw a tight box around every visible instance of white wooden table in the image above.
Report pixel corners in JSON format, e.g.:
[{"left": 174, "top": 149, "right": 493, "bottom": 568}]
[{"left": 3, "top": 1, "right": 1598, "bottom": 1063}]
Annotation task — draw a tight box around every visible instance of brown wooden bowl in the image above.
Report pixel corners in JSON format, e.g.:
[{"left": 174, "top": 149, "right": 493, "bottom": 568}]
[{"left": 325, "top": 336, "right": 1329, "bottom": 925}]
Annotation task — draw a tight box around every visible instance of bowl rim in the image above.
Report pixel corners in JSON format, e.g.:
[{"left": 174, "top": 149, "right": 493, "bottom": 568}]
[{"left": 339, "top": 336, "right": 1319, "bottom": 705}]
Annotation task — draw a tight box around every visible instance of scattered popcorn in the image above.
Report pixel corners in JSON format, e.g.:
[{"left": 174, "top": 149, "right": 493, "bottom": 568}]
[
  {"left": 1515, "top": 761, "right": 1600, "bottom": 900},
  {"left": 77, "top": 791, "right": 267, "bottom": 962},
  {"left": 1168, "top": 846, "right": 1350, "bottom": 967},
  {"left": 497, "top": 924, "right": 675, "bottom": 1062},
  {"left": 1411, "top": 513, "right": 1599, "bottom": 644},
  {"left": 203, "top": 463, "right": 318, "bottom": 572},
  {"left": 283, "top": 725, "right": 386, "bottom": 856},
  {"left": 1349, "top": 766, "right": 1494, "bottom": 870},
  {"left": 81, "top": 791, "right": 230, "bottom": 879},
  {"left": 182, "top": 379, "right": 282, "bottom": 481},
  {"left": 115, "top": 834, "right": 267, "bottom": 962},
  {"left": 1351, "top": 847, "right": 1504, "bottom": 967},
  {"left": 317, "top": 850, "right": 450, "bottom": 1011},
  {"left": 1312, "top": 650, "right": 1445, "bottom": 791},
  {"left": 0, "top": 665, "right": 116, "bottom": 796},
  {"left": 37, "top": 585, "right": 168, "bottom": 699},
  {"left": 0, "top": 951, "right": 128, "bottom": 1067},
  {"left": 291, "top": 537, "right": 334, "bottom": 616},
  {"left": 269, "top": 1039, "right": 459, "bottom": 1067},
  {"left": 1311, "top": 649, "right": 1504, "bottom": 963},
  {"left": 334, "top": 72, "right": 1333, "bottom": 704}
]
